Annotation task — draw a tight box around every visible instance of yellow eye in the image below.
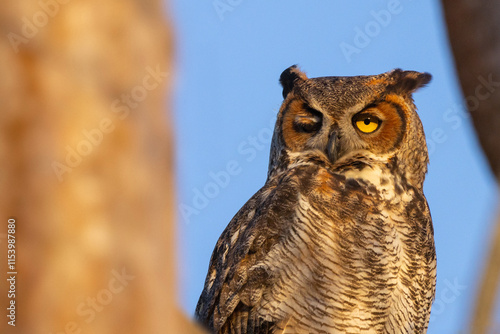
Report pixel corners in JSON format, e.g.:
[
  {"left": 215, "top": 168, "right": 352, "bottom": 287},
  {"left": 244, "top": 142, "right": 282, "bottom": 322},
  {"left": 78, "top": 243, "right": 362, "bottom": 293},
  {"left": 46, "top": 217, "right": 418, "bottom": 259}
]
[{"left": 354, "top": 114, "right": 381, "bottom": 133}]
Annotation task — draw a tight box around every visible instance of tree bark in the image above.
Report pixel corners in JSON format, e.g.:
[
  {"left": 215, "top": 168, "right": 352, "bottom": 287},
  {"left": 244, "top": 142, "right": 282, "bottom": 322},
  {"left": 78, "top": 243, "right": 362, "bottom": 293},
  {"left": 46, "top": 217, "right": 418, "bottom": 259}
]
[
  {"left": 0, "top": 1, "right": 204, "bottom": 333},
  {"left": 442, "top": 0, "right": 500, "bottom": 333},
  {"left": 441, "top": 0, "right": 500, "bottom": 180}
]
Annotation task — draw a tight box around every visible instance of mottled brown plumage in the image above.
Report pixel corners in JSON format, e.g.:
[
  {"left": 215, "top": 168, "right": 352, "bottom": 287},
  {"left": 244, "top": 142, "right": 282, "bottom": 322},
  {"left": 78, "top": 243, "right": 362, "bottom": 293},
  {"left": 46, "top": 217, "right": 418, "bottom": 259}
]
[{"left": 196, "top": 66, "right": 436, "bottom": 333}]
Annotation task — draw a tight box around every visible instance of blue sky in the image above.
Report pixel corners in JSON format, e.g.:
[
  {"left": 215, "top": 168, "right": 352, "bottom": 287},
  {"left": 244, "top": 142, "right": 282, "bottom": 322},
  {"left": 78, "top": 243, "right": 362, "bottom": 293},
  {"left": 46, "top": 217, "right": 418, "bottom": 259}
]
[{"left": 170, "top": 1, "right": 500, "bottom": 332}]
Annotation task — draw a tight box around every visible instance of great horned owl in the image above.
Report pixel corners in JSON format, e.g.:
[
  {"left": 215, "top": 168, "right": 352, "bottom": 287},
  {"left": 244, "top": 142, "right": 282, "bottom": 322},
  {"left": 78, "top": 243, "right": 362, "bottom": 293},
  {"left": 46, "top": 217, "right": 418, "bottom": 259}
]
[{"left": 195, "top": 66, "right": 436, "bottom": 334}]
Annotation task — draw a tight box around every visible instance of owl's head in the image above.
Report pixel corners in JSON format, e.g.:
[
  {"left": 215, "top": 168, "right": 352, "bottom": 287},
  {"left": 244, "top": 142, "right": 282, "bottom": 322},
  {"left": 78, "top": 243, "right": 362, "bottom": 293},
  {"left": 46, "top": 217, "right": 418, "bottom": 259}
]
[{"left": 269, "top": 65, "right": 431, "bottom": 189}]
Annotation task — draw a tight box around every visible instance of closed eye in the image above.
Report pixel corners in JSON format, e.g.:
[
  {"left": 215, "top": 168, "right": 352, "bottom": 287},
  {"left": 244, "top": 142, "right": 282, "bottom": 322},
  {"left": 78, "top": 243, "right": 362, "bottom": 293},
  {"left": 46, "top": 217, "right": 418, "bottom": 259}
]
[{"left": 293, "top": 106, "right": 323, "bottom": 133}]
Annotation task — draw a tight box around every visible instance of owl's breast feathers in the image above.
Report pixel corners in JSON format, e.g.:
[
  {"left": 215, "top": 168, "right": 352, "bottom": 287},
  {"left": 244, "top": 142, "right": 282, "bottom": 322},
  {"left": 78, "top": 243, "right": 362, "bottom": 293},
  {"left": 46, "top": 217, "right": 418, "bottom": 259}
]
[{"left": 195, "top": 160, "right": 436, "bottom": 333}]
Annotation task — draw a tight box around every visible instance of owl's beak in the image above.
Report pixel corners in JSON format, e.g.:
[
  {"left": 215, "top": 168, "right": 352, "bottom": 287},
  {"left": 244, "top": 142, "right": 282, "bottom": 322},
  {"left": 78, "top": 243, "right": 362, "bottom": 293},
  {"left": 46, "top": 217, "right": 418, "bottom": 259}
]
[{"left": 326, "top": 128, "right": 340, "bottom": 164}]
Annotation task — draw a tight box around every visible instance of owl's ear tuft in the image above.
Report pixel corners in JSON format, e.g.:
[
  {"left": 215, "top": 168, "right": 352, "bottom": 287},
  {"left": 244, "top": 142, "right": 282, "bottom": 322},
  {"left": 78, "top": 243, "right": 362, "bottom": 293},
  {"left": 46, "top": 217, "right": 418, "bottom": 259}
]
[
  {"left": 390, "top": 69, "right": 432, "bottom": 94},
  {"left": 280, "top": 65, "right": 308, "bottom": 99}
]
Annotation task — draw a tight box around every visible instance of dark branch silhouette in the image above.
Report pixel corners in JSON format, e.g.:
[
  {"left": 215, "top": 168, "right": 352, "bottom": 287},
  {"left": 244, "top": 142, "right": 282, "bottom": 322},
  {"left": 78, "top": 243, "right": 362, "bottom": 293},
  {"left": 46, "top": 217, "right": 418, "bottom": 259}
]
[{"left": 442, "top": 0, "right": 500, "bottom": 333}]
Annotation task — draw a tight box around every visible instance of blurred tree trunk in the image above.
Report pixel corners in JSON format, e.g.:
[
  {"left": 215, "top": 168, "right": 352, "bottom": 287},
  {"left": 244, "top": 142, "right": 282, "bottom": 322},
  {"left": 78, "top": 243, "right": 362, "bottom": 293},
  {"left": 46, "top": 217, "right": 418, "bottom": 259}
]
[
  {"left": 0, "top": 1, "right": 204, "bottom": 333},
  {"left": 442, "top": 0, "right": 500, "bottom": 333}
]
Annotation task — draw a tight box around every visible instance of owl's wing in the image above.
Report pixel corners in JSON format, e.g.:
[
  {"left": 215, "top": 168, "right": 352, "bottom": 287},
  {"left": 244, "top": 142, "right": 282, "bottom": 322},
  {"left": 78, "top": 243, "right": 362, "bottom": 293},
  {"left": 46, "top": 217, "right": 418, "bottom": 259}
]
[{"left": 195, "top": 167, "right": 306, "bottom": 333}]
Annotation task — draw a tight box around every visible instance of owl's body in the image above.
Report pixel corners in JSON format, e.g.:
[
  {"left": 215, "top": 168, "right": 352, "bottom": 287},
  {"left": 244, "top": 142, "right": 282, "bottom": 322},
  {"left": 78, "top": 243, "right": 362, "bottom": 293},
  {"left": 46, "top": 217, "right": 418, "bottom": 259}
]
[{"left": 196, "top": 67, "right": 436, "bottom": 334}]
